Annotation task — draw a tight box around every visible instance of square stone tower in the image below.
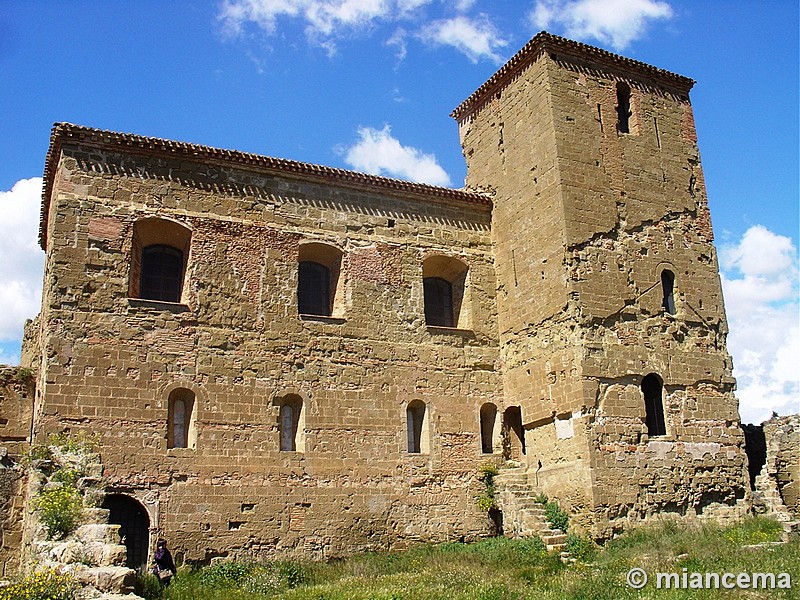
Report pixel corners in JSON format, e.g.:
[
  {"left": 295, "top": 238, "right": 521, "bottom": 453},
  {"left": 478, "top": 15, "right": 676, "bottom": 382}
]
[{"left": 453, "top": 33, "right": 749, "bottom": 536}]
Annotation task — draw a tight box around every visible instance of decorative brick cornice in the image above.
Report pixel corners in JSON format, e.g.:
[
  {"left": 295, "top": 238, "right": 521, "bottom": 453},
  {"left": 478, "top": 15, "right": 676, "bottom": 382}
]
[
  {"left": 451, "top": 31, "right": 695, "bottom": 124},
  {"left": 40, "top": 123, "right": 490, "bottom": 249}
]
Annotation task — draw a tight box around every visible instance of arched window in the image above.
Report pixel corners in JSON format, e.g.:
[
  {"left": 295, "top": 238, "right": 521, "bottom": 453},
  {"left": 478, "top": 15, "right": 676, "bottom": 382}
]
[
  {"left": 661, "top": 269, "right": 676, "bottom": 315},
  {"left": 168, "top": 388, "right": 196, "bottom": 449},
  {"left": 279, "top": 395, "right": 304, "bottom": 452},
  {"left": 422, "top": 255, "right": 469, "bottom": 328},
  {"left": 642, "top": 374, "right": 666, "bottom": 436},
  {"left": 423, "top": 277, "right": 453, "bottom": 327},
  {"left": 616, "top": 82, "right": 632, "bottom": 134},
  {"left": 297, "top": 242, "right": 343, "bottom": 318},
  {"left": 298, "top": 261, "right": 331, "bottom": 316},
  {"left": 141, "top": 245, "right": 183, "bottom": 302},
  {"left": 129, "top": 218, "right": 191, "bottom": 302},
  {"left": 406, "top": 400, "right": 429, "bottom": 454},
  {"left": 480, "top": 403, "right": 498, "bottom": 454}
]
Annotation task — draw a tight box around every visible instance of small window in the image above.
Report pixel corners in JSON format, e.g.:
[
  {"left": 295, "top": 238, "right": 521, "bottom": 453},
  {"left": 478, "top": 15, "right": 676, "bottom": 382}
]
[
  {"left": 279, "top": 395, "right": 304, "bottom": 452},
  {"left": 661, "top": 269, "right": 676, "bottom": 315},
  {"left": 168, "top": 388, "right": 196, "bottom": 449},
  {"left": 422, "top": 255, "right": 469, "bottom": 328},
  {"left": 480, "top": 403, "right": 498, "bottom": 454},
  {"left": 298, "top": 261, "right": 331, "bottom": 316},
  {"left": 616, "top": 82, "right": 632, "bottom": 134},
  {"left": 642, "top": 374, "right": 666, "bottom": 436},
  {"left": 141, "top": 245, "right": 183, "bottom": 302},
  {"left": 297, "top": 242, "right": 343, "bottom": 318},
  {"left": 423, "top": 277, "right": 453, "bottom": 327},
  {"left": 406, "top": 400, "right": 429, "bottom": 454}
]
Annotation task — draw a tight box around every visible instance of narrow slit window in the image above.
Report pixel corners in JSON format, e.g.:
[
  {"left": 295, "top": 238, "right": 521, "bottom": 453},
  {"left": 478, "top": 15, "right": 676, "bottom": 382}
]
[
  {"left": 406, "top": 400, "right": 427, "bottom": 454},
  {"left": 642, "top": 374, "right": 666, "bottom": 437},
  {"left": 279, "top": 395, "right": 304, "bottom": 452},
  {"left": 661, "top": 269, "right": 676, "bottom": 315},
  {"left": 167, "top": 388, "right": 195, "bottom": 449},
  {"left": 616, "top": 82, "right": 631, "bottom": 134}
]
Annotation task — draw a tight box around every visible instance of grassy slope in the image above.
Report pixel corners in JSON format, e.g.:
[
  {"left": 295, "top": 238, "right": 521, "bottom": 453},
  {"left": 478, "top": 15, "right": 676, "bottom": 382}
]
[{"left": 142, "top": 517, "right": 798, "bottom": 600}]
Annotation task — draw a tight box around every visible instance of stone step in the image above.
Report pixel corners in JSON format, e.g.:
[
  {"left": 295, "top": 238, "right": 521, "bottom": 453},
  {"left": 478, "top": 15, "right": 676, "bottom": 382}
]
[
  {"left": 542, "top": 533, "right": 567, "bottom": 546},
  {"left": 76, "top": 524, "right": 122, "bottom": 545}
]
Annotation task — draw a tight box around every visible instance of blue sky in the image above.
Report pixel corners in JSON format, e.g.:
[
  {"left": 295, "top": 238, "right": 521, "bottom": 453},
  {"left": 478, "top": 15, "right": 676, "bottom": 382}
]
[{"left": 0, "top": 0, "right": 797, "bottom": 422}]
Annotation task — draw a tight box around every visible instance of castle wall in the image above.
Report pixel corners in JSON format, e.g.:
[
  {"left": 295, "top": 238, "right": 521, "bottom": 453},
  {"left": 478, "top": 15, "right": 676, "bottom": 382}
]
[{"left": 34, "top": 145, "right": 502, "bottom": 560}]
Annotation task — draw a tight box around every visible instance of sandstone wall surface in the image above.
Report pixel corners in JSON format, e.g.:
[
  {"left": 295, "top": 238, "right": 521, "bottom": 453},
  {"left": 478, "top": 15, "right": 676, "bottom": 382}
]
[
  {"left": 0, "top": 365, "right": 33, "bottom": 575},
  {"left": 458, "top": 47, "right": 748, "bottom": 537},
  {"left": 34, "top": 144, "right": 502, "bottom": 561}
]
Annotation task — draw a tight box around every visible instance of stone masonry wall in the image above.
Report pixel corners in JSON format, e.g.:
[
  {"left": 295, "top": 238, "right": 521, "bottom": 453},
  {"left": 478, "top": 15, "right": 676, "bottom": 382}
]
[
  {"left": 762, "top": 415, "right": 800, "bottom": 518},
  {"left": 458, "top": 47, "right": 748, "bottom": 537},
  {"left": 0, "top": 365, "right": 34, "bottom": 576},
  {"left": 32, "top": 143, "right": 502, "bottom": 561}
]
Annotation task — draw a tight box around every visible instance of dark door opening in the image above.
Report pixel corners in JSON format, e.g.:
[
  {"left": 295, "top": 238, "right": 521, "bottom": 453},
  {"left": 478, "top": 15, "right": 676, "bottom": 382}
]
[
  {"left": 103, "top": 494, "right": 150, "bottom": 570},
  {"left": 502, "top": 406, "right": 526, "bottom": 461}
]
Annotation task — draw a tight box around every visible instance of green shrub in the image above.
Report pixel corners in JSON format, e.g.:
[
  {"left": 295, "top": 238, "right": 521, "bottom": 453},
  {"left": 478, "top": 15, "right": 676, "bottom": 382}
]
[
  {"left": 0, "top": 568, "right": 78, "bottom": 600},
  {"left": 476, "top": 493, "right": 496, "bottom": 512},
  {"left": 197, "top": 561, "right": 257, "bottom": 588},
  {"left": 476, "top": 464, "right": 499, "bottom": 512},
  {"left": 565, "top": 533, "right": 596, "bottom": 562},
  {"left": 534, "top": 492, "right": 548, "bottom": 505},
  {"left": 544, "top": 501, "right": 569, "bottom": 533},
  {"left": 34, "top": 484, "right": 83, "bottom": 539},
  {"left": 13, "top": 367, "right": 33, "bottom": 383},
  {"left": 134, "top": 572, "right": 164, "bottom": 599},
  {"left": 51, "top": 467, "right": 82, "bottom": 486}
]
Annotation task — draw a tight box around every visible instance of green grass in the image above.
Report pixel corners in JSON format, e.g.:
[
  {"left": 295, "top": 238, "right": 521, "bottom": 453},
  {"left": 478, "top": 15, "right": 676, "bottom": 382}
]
[{"left": 145, "top": 517, "right": 797, "bottom": 600}]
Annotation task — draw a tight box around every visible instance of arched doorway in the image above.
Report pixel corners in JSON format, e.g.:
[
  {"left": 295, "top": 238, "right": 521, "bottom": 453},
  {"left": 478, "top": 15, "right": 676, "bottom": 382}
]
[
  {"left": 103, "top": 494, "right": 150, "bottom": 570},
  {"left": 502, "top": 406, "right": 526, "bottom": 461}
]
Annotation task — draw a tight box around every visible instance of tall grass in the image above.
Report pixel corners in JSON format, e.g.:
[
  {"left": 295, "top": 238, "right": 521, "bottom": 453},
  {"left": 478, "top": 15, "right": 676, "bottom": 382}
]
[{"left": 143, "top": 517, "right": 796, "bottom": 600}]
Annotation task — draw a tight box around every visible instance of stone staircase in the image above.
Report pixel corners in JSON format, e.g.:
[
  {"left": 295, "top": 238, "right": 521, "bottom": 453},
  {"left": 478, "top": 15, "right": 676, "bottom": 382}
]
[
  {"left": 752, "top": 472, "right": 799, "bottom": 540},
  {"left": 494, "top": 467, "right": 569, "bottom": 555}
]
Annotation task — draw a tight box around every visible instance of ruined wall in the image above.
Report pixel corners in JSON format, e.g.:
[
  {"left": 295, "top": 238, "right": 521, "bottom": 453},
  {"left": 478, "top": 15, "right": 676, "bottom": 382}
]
[
  {"left": 762, "top": 415, "right": 800, "bottom": 518},
  {"left": 0, "top": 365, "right": 34, "bottom": 576},
  {"left": 34, "top": 141, "right": 501, "bottom": 561},
  {"left": 458, "top": 44, "right": 748, "bottom": 537}
]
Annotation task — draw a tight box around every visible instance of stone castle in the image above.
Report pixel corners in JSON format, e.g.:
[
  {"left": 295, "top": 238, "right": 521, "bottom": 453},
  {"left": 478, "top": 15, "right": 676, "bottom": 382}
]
[{"left": 1, "top": 32, "right": 758, "bottom": 571}]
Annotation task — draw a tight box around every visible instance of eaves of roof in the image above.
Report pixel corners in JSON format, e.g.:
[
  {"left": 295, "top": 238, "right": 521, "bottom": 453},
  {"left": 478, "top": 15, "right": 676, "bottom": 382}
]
[
  {"left": 40, "top": 123, "right": 491, "bottom": 249},
  {"left": 451, "top": 31, "right": 695, "bottom": 124}
]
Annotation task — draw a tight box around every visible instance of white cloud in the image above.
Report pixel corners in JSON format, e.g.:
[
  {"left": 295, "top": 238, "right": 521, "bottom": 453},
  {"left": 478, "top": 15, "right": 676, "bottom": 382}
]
[
  {"left": 530, "top": 0, "right": 673, "bottom": 51},
  {"left": 720, "top": 225, "right": 800, "bottom": 424},
  {"left": 0, "top": 178, "right": 45, "bottom": 359},
  {"left": 219, "top": 0, "right": 432, "bottom": 47},
  {"left": 386, "top": 27, "right": 408, "bottom": 61},
  {"left": 341, "top": 125, "right": 451, "bottom": 187},
  {"left": 419, "top": 15, "right": 508, "bottom": 64},
  {"left": 218, "top": 0, "right": 502, "bottom": 61}
]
